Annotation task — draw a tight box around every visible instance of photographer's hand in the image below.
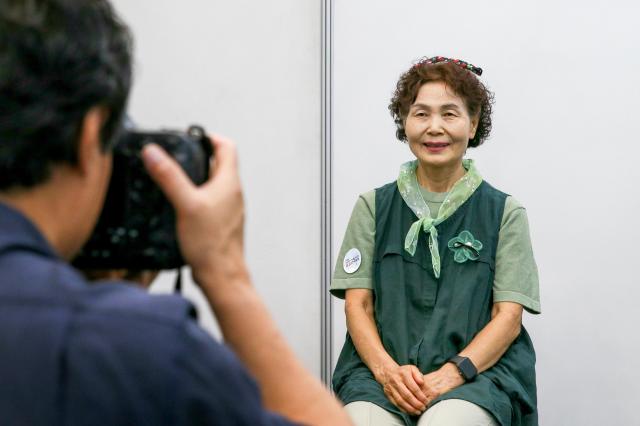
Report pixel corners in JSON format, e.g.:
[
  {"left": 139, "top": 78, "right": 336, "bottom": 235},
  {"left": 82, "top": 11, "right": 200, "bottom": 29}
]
[
  {"left": 82, "top": 270, "right": 159, "bottom": 288},
  {"left": 143, "top": 134, "right": 245, "bottom": 279},
  {"left": 142, "top": 135, "right": 351, "bottom": 426}
]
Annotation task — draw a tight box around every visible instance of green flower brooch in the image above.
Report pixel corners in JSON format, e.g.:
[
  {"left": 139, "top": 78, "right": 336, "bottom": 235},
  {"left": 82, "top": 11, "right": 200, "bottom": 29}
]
[{"left": 448, "top": 230, "right": 483, "bottom": 263}]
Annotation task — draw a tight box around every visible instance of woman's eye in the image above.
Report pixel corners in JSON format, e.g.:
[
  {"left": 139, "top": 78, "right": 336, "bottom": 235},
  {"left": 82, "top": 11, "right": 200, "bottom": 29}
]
[
  {"left": 415, "top": 111, "right": 427, "bottom": 117},
  {"left": 443, "top": 112, "right": 456, "bottom": 118}
]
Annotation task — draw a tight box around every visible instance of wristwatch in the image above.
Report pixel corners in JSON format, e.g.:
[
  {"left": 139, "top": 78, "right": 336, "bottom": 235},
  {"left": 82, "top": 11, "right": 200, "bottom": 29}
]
[{"left": 448, "top": 355, "right": 478, "bottom": 381}]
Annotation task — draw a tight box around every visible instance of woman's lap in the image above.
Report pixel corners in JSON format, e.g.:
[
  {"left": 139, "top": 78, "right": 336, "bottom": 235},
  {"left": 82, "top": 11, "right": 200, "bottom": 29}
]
[
  {"left": 344, "top": 400, "right": 498, "bottom": 426},
  {"left": 417, "top": 399, "right": 498, "bottom": 426},
  {"left": 344, "top": 401, "right": 404, "bottom": 426}
]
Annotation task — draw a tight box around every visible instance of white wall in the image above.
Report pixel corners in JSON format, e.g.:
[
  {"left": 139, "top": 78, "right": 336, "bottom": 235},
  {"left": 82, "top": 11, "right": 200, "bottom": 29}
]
[
  {"left": 331, "top": 1, "right": 640, "bottom": 424},
  {"left": 111, "top": 0, "right": 323, "bottom": 375}
]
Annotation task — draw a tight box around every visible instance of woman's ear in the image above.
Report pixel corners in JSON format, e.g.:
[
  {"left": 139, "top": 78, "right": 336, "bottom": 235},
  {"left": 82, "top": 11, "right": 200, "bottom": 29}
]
[
  {"left": 76, "top": 106, "right": 110, "bottom": 176},
  {"left": 469, "top": 115, "right": 480, "bottom": 139}
]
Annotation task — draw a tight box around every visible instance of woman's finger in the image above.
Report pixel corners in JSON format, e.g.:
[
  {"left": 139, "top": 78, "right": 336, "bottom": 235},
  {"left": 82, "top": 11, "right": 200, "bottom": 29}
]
[
  {"left": 393, "top": 382, "right": 425, "bottom": 414},
  {"left": 384, "top": 389, "right": 398, "bottom": 409},
  {"left": 384, "top": 387, "right": 398, "bottom": 408},
  {"left": 387, "top": 387, "right": 415, "bottom": 414},
  {"left": 402, "top": 369, "right": 428, "bottom": 404},
  {"left": 410, "top": 365, "right": 425, "bottom": 386}
]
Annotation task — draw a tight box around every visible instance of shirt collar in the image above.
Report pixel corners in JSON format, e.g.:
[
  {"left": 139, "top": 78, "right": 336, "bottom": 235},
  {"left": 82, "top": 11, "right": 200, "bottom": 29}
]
[
  {"left": 397, "top": 158, "right": 483, "bottom": 222},
  {"left": 0, "top": 201, "right": 59, "bottom": 259}
]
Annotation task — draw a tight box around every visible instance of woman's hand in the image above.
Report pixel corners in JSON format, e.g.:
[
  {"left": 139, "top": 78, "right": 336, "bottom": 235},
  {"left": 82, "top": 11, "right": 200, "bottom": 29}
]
[
  {"left": 421, "top": 362, "right": 465, "bottom": 405},
  {"left": 377, "top": 364, "right": 428, "bottom": 416}
]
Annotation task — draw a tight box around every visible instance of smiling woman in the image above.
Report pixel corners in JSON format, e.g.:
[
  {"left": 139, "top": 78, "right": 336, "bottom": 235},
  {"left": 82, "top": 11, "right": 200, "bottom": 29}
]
[{"left": 330, "top": 57, "right": 540, "bottom": 426}]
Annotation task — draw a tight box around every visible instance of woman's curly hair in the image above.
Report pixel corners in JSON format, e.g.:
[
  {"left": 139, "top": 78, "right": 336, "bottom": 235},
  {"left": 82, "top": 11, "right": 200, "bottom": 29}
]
[{"left": 388, "top": 59, "right": 494, "bottom": 148}]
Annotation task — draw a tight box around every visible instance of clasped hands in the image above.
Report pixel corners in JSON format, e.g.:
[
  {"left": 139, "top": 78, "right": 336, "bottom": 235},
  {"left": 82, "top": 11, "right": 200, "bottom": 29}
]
[{"left": 376, "top": 363, "right": 464, "bottom": 416}]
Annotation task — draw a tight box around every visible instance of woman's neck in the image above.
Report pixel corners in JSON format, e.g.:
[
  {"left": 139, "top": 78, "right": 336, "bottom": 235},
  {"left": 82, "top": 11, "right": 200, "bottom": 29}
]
[{"left": 415, "top": 161, "right": 466, "bottom": 193}]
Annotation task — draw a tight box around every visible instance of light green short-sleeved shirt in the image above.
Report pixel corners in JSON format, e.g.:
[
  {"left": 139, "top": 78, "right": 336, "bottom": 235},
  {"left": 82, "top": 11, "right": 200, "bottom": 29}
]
[{"left": 331, "top": 187, "right": 541, "bottom": 314}]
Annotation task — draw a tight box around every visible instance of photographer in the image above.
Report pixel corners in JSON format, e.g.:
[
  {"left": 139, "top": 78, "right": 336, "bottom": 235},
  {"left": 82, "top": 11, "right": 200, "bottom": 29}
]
[{"left": 0, "top": 0, "right": 351, "bottom": 425}]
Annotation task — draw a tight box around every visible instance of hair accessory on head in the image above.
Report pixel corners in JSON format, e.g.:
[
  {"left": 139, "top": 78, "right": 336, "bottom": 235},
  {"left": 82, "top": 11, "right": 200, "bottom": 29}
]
[{"left": 414, "top": 56, "right": 483, "bottom": 76}]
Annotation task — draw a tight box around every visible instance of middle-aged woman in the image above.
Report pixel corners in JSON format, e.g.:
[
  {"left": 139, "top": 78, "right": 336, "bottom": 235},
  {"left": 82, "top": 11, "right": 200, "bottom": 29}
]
[{"left": 330, "top": 57, "right": 540, "bottom": 426}]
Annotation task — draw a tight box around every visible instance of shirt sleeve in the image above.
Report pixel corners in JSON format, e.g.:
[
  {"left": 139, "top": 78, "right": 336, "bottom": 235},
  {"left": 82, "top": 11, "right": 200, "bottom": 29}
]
[
  {"left": 493, "top": 196, "right": 541, "bottom": 314},
  {"left": 330, "top": 190, "right": 376, "bottom": 299},
  {"left": 176, "top": 321, "right": 301, "bottom": 425}
]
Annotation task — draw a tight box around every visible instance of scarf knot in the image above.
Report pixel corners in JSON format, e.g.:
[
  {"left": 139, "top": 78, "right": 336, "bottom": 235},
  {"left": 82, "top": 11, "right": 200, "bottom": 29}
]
[{"left": 404, "top": 216, "right": 441, "bottom": 278}]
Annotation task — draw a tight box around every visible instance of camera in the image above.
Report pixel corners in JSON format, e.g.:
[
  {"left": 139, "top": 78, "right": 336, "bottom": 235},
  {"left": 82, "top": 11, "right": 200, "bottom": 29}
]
[{"left": 72, "top": 125, "right": 213, "bottom": 270}]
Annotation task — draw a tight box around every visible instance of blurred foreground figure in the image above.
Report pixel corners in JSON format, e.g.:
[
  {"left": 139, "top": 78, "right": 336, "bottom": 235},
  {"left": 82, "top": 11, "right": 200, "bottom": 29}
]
[{"left": 0, "top": 1, "right": 351, "bottom": 425}]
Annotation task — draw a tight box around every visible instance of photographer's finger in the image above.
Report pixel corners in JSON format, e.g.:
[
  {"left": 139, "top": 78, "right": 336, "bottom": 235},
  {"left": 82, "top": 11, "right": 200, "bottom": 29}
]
[
  {"left": 142, "top": 143, "right": 195, "bottom": 207},
  {"left": 208, "top": 134, "right": 238, "bottom": 179}
]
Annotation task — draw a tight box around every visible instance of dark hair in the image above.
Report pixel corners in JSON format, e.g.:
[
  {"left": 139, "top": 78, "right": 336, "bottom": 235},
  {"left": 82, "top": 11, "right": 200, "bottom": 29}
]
[
  {"left": 0, "top": 0, "right": 133, "bottom": 190},
  {"left": 388, "top": 60, "right": 494, "bottom": 147}
]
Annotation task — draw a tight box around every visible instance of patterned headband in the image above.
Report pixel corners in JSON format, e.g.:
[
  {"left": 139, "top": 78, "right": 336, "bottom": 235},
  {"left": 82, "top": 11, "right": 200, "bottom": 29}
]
[{"left": 413, "top": 56, "right": 483, "bottom": 76}]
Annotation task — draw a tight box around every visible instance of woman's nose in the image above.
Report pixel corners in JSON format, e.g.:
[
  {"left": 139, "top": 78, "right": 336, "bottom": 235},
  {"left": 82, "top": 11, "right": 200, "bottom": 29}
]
[{"left": 426, "top": 116, "right": 444, "bottom": 134}]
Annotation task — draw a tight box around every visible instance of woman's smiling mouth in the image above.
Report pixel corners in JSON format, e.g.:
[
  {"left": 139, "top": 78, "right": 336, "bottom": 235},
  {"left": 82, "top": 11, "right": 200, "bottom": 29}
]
[{"left": 423, "top": 141, "right": 450, "bottom": 153}]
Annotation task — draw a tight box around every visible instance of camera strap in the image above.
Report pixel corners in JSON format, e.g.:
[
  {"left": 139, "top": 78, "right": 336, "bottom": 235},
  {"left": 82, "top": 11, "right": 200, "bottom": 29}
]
[{"left": 174, "top": 268, "right": 182, "bottom": 294}]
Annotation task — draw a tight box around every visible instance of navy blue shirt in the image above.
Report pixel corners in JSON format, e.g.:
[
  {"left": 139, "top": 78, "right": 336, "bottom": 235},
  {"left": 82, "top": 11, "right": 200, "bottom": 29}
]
[{"left": 0, "top": 202, "right": 297, "bottom": 425}]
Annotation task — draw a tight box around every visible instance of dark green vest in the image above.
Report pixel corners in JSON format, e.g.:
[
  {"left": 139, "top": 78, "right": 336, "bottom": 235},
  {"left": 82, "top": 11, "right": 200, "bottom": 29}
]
[{"left": 332, "top": 180, "right": 538, "bottom": 426}]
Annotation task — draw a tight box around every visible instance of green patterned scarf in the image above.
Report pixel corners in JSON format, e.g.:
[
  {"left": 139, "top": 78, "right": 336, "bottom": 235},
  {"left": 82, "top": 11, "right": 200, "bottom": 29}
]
[{"left": 397, "top": 159, "right": 483, "bottom": 278}]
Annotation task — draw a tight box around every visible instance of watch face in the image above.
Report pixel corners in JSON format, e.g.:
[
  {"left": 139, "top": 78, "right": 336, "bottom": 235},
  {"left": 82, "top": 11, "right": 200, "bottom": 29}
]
[{"left": 458, "top": 358, "right": 476, "bottom": 380}]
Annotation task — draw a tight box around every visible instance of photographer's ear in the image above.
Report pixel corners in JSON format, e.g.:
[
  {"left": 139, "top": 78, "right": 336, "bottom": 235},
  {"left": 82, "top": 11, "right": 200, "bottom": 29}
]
[{"left": 76, "top": 106, "right": 111, "bottom": 176}]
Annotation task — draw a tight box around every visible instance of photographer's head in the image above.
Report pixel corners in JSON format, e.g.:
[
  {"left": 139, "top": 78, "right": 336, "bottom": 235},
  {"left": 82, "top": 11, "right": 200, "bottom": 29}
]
[
  {"left": 0, "top": 0, "right": 133, "bottom": 258},
  {"left": 0, "top": 0, "right": 132, "bottom": 188}
]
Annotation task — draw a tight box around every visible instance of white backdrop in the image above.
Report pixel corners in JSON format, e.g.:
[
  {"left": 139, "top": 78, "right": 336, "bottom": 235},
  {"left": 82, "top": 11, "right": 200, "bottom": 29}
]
[
  {"left": 331, "top": 1, "right": 640, "bottom": 425},
  {"left": 111, "top": 0, "right": 323, "bottom": 374}
]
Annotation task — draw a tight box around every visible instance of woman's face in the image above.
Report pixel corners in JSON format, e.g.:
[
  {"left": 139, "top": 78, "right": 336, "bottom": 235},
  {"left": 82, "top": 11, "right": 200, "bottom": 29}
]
[{"left": 404, "top": 81, "right": 478, "bottom": 170}]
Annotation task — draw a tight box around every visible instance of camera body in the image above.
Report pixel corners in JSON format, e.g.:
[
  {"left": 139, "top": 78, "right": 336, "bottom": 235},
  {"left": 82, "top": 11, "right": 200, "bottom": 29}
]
[{"left": 72, "top": 125, "right": 212, "bottom": 270}]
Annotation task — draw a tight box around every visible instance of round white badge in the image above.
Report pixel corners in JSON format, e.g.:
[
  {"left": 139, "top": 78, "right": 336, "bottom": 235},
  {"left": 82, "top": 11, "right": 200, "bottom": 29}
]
[{"left": 343, "top": 248, "right": 362, "bottom": 274}]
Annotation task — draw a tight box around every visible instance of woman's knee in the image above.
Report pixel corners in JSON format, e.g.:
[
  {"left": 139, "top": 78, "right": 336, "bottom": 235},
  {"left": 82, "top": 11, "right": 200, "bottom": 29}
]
[
  {"left": 417, "top": 399, "right": 498, "bottom": 426},
  {"left": 344, "top": 401, "right": 405, "bottom": 426}
]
